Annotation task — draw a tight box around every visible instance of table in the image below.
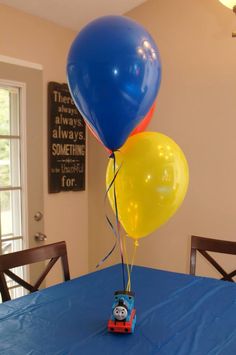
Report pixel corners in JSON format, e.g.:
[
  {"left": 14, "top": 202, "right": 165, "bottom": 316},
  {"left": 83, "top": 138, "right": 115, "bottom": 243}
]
[{"left": 1, "top": 264, "right": 236, "bottom": 354}]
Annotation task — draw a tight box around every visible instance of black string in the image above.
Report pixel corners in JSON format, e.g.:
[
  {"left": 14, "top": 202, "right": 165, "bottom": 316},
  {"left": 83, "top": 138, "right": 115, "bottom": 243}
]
[
  {"left": 96, "top": 150, "right": 126, "bottom": 295},
  {"left": 112, "top": 153, "right": 126, "bottom": 291}
]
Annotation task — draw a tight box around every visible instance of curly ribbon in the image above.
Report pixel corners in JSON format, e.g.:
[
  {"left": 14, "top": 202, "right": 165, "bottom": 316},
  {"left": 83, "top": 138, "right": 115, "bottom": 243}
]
[
  {"left": 96, "top": 152, "right": 126, "bottom": 291},
  {"left": 123, "top": 235, "right": 139, "bottom": 292},
  {"left": 95, "top": 154, "right": 120, "bottom": 268},
  {"left": 96, "top": 151, "right": 139, "bottom": 292}
]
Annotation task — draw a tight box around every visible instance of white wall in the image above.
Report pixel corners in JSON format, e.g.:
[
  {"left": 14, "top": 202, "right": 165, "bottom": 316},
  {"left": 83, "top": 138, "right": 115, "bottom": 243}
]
[{"left": 0, "top": 4, "right": 88, "bottom": 283}]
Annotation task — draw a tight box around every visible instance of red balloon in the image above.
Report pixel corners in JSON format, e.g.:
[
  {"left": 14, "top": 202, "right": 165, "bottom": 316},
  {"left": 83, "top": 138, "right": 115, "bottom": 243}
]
[
  {"left": 130, "top": 102, "right": 156, "bottom": 136},
  {"left": 87, "top": 102, "right": 156, "bottom": 153}
]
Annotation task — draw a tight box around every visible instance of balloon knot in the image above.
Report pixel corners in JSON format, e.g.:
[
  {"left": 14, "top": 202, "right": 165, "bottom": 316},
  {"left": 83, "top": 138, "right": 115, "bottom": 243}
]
[
  {"left": 109, "top": 152, "right": 115, "bottom": 159},
  {"left": 109, "top": 149, "right": 121, "bottom": 159},
  {"left": 134, "top": 240, "right": 139, "bottom": 247}
]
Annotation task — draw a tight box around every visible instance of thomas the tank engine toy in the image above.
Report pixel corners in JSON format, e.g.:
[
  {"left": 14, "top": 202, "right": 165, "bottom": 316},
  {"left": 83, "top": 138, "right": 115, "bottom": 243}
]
[{"left": 108, "top": 291, "right": 136, "bottom": 333}]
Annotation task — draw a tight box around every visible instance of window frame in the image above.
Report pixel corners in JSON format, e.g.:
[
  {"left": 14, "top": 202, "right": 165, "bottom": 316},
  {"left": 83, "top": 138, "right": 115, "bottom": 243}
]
[{"left": 0, "top": 79, "right": 29, "bottom": 298}]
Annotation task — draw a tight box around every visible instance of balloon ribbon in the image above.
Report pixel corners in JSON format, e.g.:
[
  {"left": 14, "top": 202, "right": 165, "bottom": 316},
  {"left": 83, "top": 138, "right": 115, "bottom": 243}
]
[
  {"left": 123, "top": 235, "right": 139, "bottom": 292},
  {"left": 96, "top": 152, "right": 126, "bottom": 291}
]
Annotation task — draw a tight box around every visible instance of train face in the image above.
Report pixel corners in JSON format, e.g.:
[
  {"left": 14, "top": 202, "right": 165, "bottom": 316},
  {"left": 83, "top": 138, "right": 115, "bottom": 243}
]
[{"left": 108, "top": 291, "right": 136, "bottom": 334}]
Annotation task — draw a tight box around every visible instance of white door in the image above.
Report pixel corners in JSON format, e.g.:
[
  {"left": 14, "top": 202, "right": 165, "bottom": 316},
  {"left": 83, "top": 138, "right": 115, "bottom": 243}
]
[{"left": 0, "top": 60, "right": 44, "bottom": 299}]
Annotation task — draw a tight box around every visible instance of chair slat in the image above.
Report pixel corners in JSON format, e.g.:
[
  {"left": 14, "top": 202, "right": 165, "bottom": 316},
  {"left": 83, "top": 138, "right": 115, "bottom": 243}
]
[
  {"left": 4, "top": 270, "right": 37, "bottom": 292},
  {"left": 199, "top": 250, "right": 234, "bottom": 281},
  {"left": 190, "top": 235, "right": 236, "bottom": 282},
  {"left": 0, "top": 241, "right": 70, "bottom": 302},
  {"left": 0, "top": 272, "right": 10, "bottom": 302},
  {"left": 223, "top": 269, "right": 236, "bottom": 280},
  {"left": 34, "top": 257, "right": 59, "bottom": 290},
  {"left": 0, "top": 242, "right": 68, "bottom": 270}
]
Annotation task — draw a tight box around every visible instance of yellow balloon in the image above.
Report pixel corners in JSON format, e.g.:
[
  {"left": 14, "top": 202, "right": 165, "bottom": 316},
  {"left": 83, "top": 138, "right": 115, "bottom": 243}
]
[{"left": 106, "top": 132, "right": 189, "bottom": 240}]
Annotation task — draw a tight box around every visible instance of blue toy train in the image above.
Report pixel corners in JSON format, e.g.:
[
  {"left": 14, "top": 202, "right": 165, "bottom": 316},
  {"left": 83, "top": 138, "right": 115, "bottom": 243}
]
[{"left": 108, "top": 290, "right": 136, "bottom": 333}]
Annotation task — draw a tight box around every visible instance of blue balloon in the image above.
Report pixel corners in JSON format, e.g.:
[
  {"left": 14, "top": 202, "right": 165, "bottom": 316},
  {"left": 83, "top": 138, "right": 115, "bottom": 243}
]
[{"left": 67, "top": 16, "right": 161, "bottom": 151}]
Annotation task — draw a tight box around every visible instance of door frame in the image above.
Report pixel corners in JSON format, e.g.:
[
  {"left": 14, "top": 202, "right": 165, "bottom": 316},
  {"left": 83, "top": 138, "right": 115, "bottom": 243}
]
[{"left": 0, "top": 56, "right": 44, "bottom": 290}]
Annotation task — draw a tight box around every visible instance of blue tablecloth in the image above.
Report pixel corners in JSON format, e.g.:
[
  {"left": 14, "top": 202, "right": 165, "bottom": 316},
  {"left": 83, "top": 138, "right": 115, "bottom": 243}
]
[{"left": 1, "top": 264, "right": 236, "bottom": 354}]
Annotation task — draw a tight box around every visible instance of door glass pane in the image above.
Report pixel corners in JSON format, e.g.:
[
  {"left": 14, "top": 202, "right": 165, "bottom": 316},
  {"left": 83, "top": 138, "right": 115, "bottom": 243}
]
[
  {"left": 0, "top": 138, "right": 21, "bottom": 187},
  {"left": 0, "top": 139, "right": 10, "bottom": 186},
  {"left": 0, "top": 87, "right": 19, "bottom": 136},
  {"left": 1, "top": 238, "right": 23, "bottom": 254},
  {"left": 0, "top": 190, "right": 22, "bottom": 237},
  {"left": 9, "top": 286, "right": 24, "bottom": 299},
  {"left": 0, "top": 88, "right": 10, "bottom": 135}
]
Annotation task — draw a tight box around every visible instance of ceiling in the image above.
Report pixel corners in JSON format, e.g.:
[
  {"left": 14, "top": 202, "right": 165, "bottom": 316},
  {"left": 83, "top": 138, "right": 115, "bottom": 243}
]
[{"left": 0, "top": 0, "right": 147, "bottom": 31}]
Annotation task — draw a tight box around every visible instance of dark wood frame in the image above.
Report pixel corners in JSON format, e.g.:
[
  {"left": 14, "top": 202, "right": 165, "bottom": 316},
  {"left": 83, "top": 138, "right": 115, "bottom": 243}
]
[
  {"left": 0, "top": 241, "right": 70, "bottom": 302},
  {"left": 190, "top": 235, "right": 236, "bottom": 282}
]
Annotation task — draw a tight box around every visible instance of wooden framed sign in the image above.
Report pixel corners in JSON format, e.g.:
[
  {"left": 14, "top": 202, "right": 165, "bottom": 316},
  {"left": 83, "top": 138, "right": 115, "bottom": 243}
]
[{"left": 48, "top": 82, "right": 86, "bottom": 193}]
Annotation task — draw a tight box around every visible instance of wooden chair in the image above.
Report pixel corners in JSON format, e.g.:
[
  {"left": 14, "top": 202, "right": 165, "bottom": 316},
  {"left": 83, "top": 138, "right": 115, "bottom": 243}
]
[
  {"left": 0, "top": 241, "right": 70, "bottom": 302},
  {"left": 190, "top": 235, "right": 236, "bottom": 282}
]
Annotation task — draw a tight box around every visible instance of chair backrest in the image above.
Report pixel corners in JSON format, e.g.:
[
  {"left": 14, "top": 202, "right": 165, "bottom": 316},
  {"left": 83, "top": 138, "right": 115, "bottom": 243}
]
[
  {"left": 0, "top": 241, "right": 70, "bottom": 302},
  {"left": 190, "top": 235, "right": 236, "bottom": 282}
]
